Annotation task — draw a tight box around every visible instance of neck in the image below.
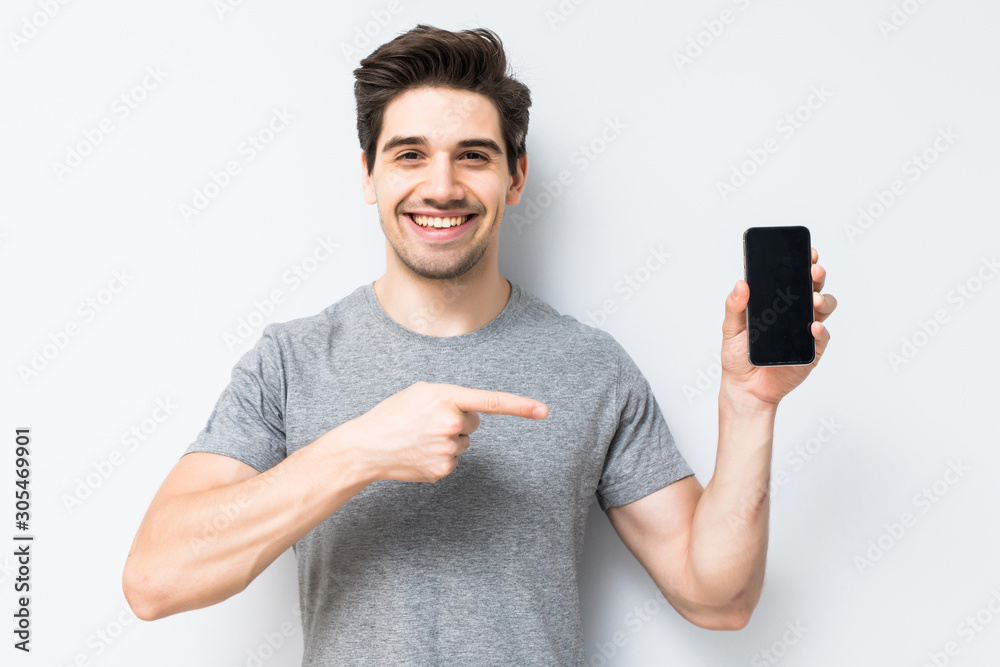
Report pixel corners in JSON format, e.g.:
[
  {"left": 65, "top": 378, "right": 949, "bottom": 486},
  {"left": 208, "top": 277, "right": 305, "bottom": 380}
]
[{"left": 372, "top": 261, "right": 512, "bottom": 337}]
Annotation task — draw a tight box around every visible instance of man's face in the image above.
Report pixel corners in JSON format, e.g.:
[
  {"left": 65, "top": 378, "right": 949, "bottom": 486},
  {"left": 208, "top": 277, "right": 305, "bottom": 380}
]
[{"left": 362, "top": 86, "right": 527, "bottom": 281}]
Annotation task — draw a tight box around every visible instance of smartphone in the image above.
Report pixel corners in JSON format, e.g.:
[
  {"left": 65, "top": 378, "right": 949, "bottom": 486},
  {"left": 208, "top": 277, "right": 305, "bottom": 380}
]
[{"left": 743, "top": 226, "right": 815, "bottom": 366}]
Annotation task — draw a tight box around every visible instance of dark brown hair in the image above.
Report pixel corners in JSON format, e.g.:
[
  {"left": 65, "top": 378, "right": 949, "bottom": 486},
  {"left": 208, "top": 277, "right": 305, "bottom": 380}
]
[{"left": 353, "top": 24, "right": 531, "bottom": 178}]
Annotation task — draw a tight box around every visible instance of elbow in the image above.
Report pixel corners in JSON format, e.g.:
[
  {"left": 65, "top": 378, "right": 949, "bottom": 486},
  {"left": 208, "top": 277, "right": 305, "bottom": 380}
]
[
  {"left": 122, "top": 553, "right": 250, "bottom": 622},
  {"left": 701, "top": 587, "right": 760, "bottom": 631},
  {"left": 683, "top": 603, "right": 755, "bottom": 631},
  {"left": 122, "top": 558, "right": 167, "bottom": 622},
  {"left": 698, "top": 607, "right": 754, "bottom": 631},
  {"left": 673, "top": 586, "right": 759, "bottom": 631},
  {"left": 709, "top": 589, "right": 758, "bottom": 630}
]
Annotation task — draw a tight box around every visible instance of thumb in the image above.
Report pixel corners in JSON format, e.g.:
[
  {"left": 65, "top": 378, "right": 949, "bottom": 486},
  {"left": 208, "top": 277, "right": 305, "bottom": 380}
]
[{"left": 722, "top": 280, "right": 749, "bottom": 340}]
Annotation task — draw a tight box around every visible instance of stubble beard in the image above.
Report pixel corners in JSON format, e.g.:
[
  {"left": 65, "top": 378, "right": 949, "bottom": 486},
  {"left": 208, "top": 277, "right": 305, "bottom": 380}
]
[{"left": 379, "top": 205, "right": 497, "bottom": 281}]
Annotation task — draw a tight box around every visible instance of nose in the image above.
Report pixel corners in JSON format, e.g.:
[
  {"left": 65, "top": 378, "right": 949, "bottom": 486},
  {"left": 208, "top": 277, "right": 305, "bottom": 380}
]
[{"left": 417, "top": 152, "right": 465, "bottom": 204}]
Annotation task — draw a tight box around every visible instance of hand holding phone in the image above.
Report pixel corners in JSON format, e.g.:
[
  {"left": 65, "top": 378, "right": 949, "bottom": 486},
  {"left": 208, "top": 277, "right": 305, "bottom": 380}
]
[{"left": 743, "top": 226, "right": 815, "bottom": 366}]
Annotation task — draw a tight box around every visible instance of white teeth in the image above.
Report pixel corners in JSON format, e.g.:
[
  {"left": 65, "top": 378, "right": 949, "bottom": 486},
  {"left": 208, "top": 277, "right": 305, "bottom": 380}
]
[{"left": 411, "top": 214, "right": 471, "bottom": 228}]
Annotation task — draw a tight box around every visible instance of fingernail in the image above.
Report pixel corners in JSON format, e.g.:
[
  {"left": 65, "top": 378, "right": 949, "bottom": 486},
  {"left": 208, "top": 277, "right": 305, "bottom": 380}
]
[
  {"left": 533, "top": 405, "right": 547, "bottom": 419},
  {"left": 732, "top": 282, "right": 739, "bottom": 297}
]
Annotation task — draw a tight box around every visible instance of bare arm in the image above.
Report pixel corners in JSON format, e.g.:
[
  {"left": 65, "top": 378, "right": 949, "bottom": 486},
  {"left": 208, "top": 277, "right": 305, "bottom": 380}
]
[
  {"left": 122, "top": 381, "right": 548, "bottom": 622},
  {"left": 605, "top": 251, "right": 836, "bottom": 630},
  {"left": 681, "top": 386, "right": 775, "bottom": 618},
  {"left": 605, "top": 388, "right": 775, "bottom": 630},
  {"left": 122, "top": 421, "right": 373, "bottom": 621}
]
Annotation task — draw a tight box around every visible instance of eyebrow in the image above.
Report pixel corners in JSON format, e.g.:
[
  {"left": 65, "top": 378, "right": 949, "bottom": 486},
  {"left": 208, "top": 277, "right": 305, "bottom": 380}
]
[{"left": 381, "top": 135, "right": 504, "bottom": 156}]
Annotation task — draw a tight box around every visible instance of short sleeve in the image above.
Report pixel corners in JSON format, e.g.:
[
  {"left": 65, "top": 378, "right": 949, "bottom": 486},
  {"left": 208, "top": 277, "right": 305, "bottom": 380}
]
[
  {"left": 596, "top": 343, "right": 694, "bottom": 511},
  {"left": 182, "top": 324, "right": 287, "bottom": 473}
]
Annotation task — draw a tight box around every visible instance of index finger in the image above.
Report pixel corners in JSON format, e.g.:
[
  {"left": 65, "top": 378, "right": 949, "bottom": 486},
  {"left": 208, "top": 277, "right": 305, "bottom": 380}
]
[{"left": 446, "top": 385, "right": 549, "bottom": 420}]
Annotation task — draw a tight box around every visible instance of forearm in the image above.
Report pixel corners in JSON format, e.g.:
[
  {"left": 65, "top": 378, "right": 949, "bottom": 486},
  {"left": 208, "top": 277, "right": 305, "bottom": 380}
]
[
  {"left": 124, "top": 421, "right": 374, "bottom": 620},
  {"left": 684, "top": 382, "right": 776, "bottom": 614}
]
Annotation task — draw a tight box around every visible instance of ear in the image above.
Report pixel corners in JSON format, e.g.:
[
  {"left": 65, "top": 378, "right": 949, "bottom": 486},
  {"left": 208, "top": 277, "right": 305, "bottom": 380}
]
[
  {"left": 505, "top": 154, "right": 528, "bottom": 206},
  {"left": 361, "top": 151, "right": 376, "bottom": 205}
]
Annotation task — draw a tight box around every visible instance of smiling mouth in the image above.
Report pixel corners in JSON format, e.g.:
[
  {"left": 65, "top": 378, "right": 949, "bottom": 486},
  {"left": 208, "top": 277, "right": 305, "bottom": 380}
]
[{"left": 406, "top": 213, "right": 476, "bottom": 229}]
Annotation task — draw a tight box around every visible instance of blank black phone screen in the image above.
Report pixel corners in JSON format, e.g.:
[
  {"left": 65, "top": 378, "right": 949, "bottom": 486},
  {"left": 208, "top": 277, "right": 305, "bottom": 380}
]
[{"left": 743, "top": 226, "right": 815, "bottom": 366}]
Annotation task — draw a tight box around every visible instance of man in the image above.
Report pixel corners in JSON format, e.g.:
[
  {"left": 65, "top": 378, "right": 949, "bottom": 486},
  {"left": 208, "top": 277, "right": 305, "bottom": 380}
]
[{"left": 122, "top": 24, "right": 836, "bottom": 665}]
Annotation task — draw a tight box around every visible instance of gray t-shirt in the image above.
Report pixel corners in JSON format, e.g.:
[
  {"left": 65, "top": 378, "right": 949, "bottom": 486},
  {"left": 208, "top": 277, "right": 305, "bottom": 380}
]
[{"left": 183, "top": 279, "right": 694, "bottom": 666}]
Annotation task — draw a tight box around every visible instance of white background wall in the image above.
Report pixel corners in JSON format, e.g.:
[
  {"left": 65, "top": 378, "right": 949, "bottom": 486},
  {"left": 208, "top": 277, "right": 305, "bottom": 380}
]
[{"left": 3, "top": 1, "right": 999, "bottom": 665}]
